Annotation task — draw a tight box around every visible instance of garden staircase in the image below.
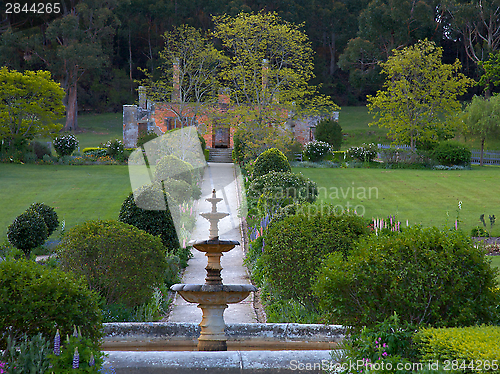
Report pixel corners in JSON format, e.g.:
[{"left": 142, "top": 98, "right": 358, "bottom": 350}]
[{"left": 208, "top": 148, "right": 233, "bottom": 163}]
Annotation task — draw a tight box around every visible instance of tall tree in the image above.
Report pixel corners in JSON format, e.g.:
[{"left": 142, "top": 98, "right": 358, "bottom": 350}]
[
  {"left": 367, "top": 40, "right": 474, "bottom": 150},
  {"left": 45, "top": 0, "right": 118, "bottom": 131},
  {"left": 212, "top": 11, "right": 337, "bottom": 157},
  {"left": 462, "top": 95, "right": 500, "bottom": 166},
  {"left": 339, "top": 0, "right": 440, "bottom": 97},
  {"left": 444, "top": 0, "right": 500, "bottom": 65},
  {"left": 0, "top": 67, "right": 65, "bottom": 149}
]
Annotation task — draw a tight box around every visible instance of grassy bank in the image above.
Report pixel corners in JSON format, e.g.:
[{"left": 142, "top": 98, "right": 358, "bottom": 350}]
[
  {"left": 0, "top": 163, "right": 131, "bottom": 242},
  {"left": 295, "top": 165, "right": 500, "bottom": 237}
]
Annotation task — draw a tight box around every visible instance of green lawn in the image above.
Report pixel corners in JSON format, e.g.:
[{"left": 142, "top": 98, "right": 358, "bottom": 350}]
[
  {"left": 338, "top": 105, "right": 500, "bottom": 151},
  {"left": 295, "top": 165, "right": 500, "bottom": 237},
  {"left": 0, "top": 163, "right": 132, "bottom": 242},
  {"left": 36, "top": 112, "right": 123, "bottom": 152}
]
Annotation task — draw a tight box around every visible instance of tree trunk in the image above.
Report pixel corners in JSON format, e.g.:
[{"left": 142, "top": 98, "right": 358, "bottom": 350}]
[
  {"left": 64, "top": 75, "right": 78, "bottom": 131},
  {"left": 480, "top": 137, "right": 485, "bottom": 166}
]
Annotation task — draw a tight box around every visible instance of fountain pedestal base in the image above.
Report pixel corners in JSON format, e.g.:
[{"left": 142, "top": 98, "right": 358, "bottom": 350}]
[{"left": 198, "top": 304, "right": 228, "bottom": 351}]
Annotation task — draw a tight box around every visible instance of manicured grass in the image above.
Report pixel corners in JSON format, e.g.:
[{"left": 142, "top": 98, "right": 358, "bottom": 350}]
[
  {"left": 0, "top": 163, "right": 132, "bottom": 243},
  {"left": 36, "top": 112, "right": 123, "bottom": 152},
  {"left": 294, "top": 165, "right": 500, "bottom": 237}
]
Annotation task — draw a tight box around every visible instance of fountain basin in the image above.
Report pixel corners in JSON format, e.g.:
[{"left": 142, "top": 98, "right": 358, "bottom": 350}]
[
  {"left": 171, "top": 284, "right": 257, "bottom": 304},
  {"left": 192, "top": 239, "right": 239, "bottom": 253}
]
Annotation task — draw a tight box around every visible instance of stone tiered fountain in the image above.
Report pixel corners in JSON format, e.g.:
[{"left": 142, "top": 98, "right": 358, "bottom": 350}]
[{"left": 171, "top": 189, "right": 257, "bottom": 351}]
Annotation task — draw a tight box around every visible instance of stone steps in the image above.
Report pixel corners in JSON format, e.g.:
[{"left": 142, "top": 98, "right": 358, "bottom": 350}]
[{"left": 208, "top": 148, "right": 233, "bottom": 163}]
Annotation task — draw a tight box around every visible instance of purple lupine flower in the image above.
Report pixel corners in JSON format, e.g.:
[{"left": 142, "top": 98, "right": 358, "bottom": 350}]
[
  {"left": 73, "top": 325, "right": 78, "bottom": 338},
  {"left": 261, "top": 238, "right": 265, "bottom": 253},
  {"left": 54, "top": 329, "right": 61, "bottom": 356},
  {"left": 73, "top": 347, "right": 79, "bottom": 369},
  {"left": 89, "top": 353, "right": 95, "bottom": 367}
]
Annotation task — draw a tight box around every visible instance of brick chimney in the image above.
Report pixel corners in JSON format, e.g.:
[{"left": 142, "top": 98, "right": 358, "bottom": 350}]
[{"left": 172, "top": 58, "right": 180, "bottom": 102}]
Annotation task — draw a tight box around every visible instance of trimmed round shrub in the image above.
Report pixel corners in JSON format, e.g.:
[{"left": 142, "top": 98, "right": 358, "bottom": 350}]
[
  {"left": 260, "top": 209, "right": 369, "bottom": 306},
  {"left": 432, "top": 141, "right": 471, "bottom": 166},
  {"left": 253, "top": 148, "right": 291, "bottom": 179},
  {"left": 53, "top": 134, "right": 78, "bottom": 157},
  {"left": 57, "top": 220, "right": 168, "bottom": 308},
  {"left": 7, "top": 210, "right": 48, "bottom": 258},
  {"left": 119, "top": 190, "right": 179, "bottom": 251},
  {"left": 314, "top": 226, "right": 500, "bottom": 328},
  {"left": 314, "top": 118, "right": 343, "bottom": 151},
  {"left": 154, "top": 154, "right": 194, "bottom": 185},
  {"left": 248, "top": 171, "right": 318, "bottom": 207},
  {"left": 162, "top": 177, "right": 192, "bottom": 203},
  {"left": 304, "top": 140, "right": 331, "bottom": 162},
  {"left": 347, "top": 143, "right": 377, "bottom": 162},
  {"left": 27, "top": 202, "right": 59, "bottom": 236},
  {"left": 0, "top": 258, "right": 102, "bottom": 348}
]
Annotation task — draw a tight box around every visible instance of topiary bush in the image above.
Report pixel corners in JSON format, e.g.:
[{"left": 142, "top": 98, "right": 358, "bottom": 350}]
[
  {"left": 314, "top": 118, "right": 343, "bottom": 151},
  {"left": 259, "top": 209, "right": 369, "bottom": 307},
  {"left": 432, "top": 141, "right": 471, "bottom": 166},
  {"left": 304, "top": 140, "right": 331, "bottom": 162},
  {"left": 119, "top": 189, "right": 179, "bottom": 251},
  {"left": 57, "top": 219, "right": 168, "bottom": 308},
  {"left": 154, "top": 154, "right": 194, "bottom": 185},
  {"left": 53, "top": 134, "right": 79, "bottom": 157},
  {"left": 314, "top": 226, "right": 500, "bottom": 328},
  {"left": 0, "top": 258, "right": 102, "bottom": 348},
  {"left": 137, "top": 130, "right": 159, "bottom": 148},
  {"left": 248, "top": 171, "right": 318, "bottom": 212},
  {"left": 7, "top": 210, "right": 48, "bottom": 258},
  {"left": 27, "top": 202, "right": 59, "bottom": 236},
  {"left": 252, "top": 148, "right": 291, "bottom": 179},
  {"left": 30, "top": 141, "right": 51, "bottom": 160},
  {"left": 162, "top": 177, "right": 192, "bottom": 203}
]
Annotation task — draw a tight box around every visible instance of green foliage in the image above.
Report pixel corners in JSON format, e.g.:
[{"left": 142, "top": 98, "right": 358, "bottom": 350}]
[
  {"left": 154, "top": 154, "right": 194, "bottom": 185},
  {"left": 367, "top": 40, "right": 474, "bottom": 150},
  {"left": 252, "top": 148, "right": 291, "bottom": 179},
  {"left": 415, "top": 325, "right": 500, "bottom": 369},
  {"left": 341, "top": 314, "right": 419, "bottom": 373},
  {"left": 314, "top": 226, "right": 500, "bottom": 328},
  {"left": 1, "top": 333, "right": 52, "bottom": 374},
  {"left": 30, "top": 141, "right": 51, "bottom": 160},
  {"left": 7, "top": 210, "right": 48, "bottom": 258},
  {"left": 101, "top": 138, "right": 124, "bottom": 159},
  {"left": 314, "top": 118, "right": 343, "bottom": 150},
  {"left": 259, "top": 209, "right": 369, "bottom": 306},
  {"left": 27, "top": 202, "right": 59, "bottom": 236},
  {"left": 0, "top": 259, "right": 102, "bottom": 348},
  {"left": 57, "top": 219, "right": 168, "bottom": 308},
  {"left": 432, "top": 141, "right": 471, "bottom": 166},
  {"left": 162, "top": 177, "right": 192, "bottom": 203},
  {"left": 53, "top": 134, "right": 79, "bottom": 157},
  {"left": 0, "top": 67, "right": 64, "bottom": 149},
  {"left": 232, "top": 134, "right": 245, "bottom": 163},
  {"left": 118, "top": 191, "right": 179, "bottom": 251},
  {"left": 462, "top": 94, "right": 500, "bottom": 166},
  {"left": 304, "top": 140, "right": 331, "bottom": 162},
  {"left": 47, "top": 328, "right": 103, "bottom": 373},
  {"left": 471, "top": 226, "right": 490, "bottom": 237},
  {"left": 248, "top": 171, "right": 318, "bottom": 212},
  {"left": 347, "top": 143, "right": 377, "bottom": 162}
]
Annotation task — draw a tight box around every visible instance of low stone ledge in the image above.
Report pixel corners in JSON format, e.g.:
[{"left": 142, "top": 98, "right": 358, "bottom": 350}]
[
  {"left": 104, "top": 350, "right": 336, "bottom": 373},
  {"left": 102, "top": 322, "right": 345, "bottom": 351}
]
